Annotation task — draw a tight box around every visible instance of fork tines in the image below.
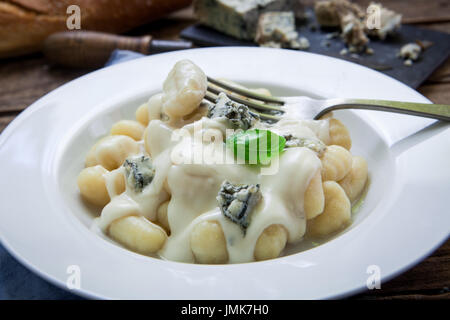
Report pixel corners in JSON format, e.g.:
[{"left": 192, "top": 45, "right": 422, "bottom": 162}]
[
  {"left": 207, "top": 77, "right": 285, "bottom": 105},
  {"left": 205, "top": 77, "right": 285, "bottom": 121}
]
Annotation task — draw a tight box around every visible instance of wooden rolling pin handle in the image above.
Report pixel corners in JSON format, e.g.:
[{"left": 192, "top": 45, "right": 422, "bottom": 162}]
[{"left": 43, "top": 31, "right": 153, "bottom": 68}]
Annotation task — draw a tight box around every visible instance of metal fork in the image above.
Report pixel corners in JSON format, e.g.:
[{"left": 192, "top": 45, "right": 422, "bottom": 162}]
[{"left": 204, "top": 77, "right": 450, "bottom": 122}]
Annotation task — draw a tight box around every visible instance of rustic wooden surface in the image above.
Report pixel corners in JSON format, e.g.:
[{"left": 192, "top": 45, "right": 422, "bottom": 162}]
[{"left": 0, "top": 1, "right": 448, "bottom": 300}]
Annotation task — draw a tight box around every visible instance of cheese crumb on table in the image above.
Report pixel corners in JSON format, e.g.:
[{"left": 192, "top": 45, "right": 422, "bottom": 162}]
[
  {"left": 298, "top": 36, "right": 310, "bottom": 50},
  {"left": 398, "top": 43, "right": 422, "bottom": 66}
]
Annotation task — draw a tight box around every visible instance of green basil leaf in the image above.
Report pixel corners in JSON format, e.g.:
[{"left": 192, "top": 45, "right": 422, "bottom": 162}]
[{"left": 226, "top": 129, "right": 286, "bottom": 165}]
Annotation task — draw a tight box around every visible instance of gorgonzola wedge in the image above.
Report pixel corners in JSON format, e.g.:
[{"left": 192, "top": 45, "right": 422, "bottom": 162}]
[{"left": 194, "top": 0, "right": 297, "bottom": 40}]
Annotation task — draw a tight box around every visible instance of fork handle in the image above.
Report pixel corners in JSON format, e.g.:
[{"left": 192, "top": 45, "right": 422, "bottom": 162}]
[{"left": 320, "top": 99, "right": 450, "bottom": 121}]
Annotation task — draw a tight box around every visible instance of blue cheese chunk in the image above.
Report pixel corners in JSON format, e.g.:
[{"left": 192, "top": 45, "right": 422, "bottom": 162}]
[
  {"left": 123, "top": 155, "right": 155, "bottom": 192},
  {"left": 217, "top": 181, "right": 262, "bottom": 235},
  {"left": 207, "top": 92, "right": 259, "bottom": 130},
  {"left": 194, "top": 0, "right": 297, "bottom": 40},
  {"left": 255, "top": 11, "right": 304, "bottom": 49}
]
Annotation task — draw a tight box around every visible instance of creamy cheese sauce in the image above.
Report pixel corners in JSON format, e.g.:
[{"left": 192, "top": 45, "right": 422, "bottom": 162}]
[{"left": 95, "top": 100, "right": 331, "bottom": 263}]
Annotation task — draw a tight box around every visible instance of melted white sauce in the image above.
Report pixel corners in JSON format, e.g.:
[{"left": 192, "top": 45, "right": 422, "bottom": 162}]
[{"left": 96, "top": 101, "right": 330, "bottom": 263}]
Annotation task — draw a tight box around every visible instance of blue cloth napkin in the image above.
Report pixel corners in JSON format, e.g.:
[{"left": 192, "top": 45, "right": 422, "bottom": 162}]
[{"left": 0, "top": 50, "right": 143, "bottom": 300}]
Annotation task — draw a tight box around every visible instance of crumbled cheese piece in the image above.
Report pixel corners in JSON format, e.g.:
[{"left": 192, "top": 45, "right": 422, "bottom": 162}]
[
  {"left": 399, "top": 43, "right": 421, "bottom": 61},
  {"left": 255, "top": 11, "right": 301, "bottom": 49},
  {"left": 404, "top": 59, "right": 413, "bottom": 67},
  {"left": 298, "top": 36, "right": 310, "bottom": 50},
  {"left": 365, "top": 2, "right": 402, "bottom": 40},
  {"left": 207, "top": 92, "right": 259, "bottom": 130},
  {"left": 314, "top": 0, "right": 368, "bottom": 52},
  {"left": 340, "top": 13, "right": 369, "bottom": 53},
  {"left": 314, "top": 0, "right": 364, "bottom": 27},
  {"left": 217, "top": 181, "right": 262, "bottom": 234}
]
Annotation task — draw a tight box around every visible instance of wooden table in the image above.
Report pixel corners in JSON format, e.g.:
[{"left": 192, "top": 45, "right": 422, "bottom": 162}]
[{"left": 0, "top": 1, "right": 448, "bottom": 300}]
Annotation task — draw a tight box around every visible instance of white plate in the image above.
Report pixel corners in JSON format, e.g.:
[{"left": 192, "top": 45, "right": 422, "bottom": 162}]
[{"left": 0, "top": 47, "right": 449, "bottom": 300}]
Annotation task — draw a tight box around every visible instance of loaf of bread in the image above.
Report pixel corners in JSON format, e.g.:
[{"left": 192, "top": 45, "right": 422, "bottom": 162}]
[{"left": 0, "top": 0, "right": 192, "bottom": 58}]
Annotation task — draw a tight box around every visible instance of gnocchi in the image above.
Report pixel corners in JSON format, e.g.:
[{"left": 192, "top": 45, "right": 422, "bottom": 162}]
[
  {"left": 307, "top": 181, "right": 351, "bottom": 238},
  {"left": 304, "top": 170, "right": 325, "bottom": 220},
  {"left": 157, "top": 200, "right": 170, "bottom": 233},
  {"left": 77, "top": 165, "right": 110, "bottom": 207},
  {"left": 111, "top": 120, "right": 145, "bottom": 141},
  {"left": 148, "top": 93, "right": 164, "bottom": 122},
  {"left": 320, "top": 145, "right": 353, "bottom": 181},
  {"left": 190, "top": 220, "right": 228, "bottom": 264},
  {"left": 339, "top": 156, "right": 368, "bottom": 203},
  {"left": 78, "top": 60, "right": 369, "bottom": 264},
  {"left": 135, "top": 102, "right": 149, "bottom": 126},
  {"left": 254, "top": 224, "right": 288, "bottom": 261},
  {"left": 85, "top": 135, "right": 139, "bottom": 170},
  {"left": 109, "top": 215, "right": 167, "bottom": 254},
  {"left": 328, "top": 118, "right": 352, "bottom": 150},
  {"left": 162, "top": 60, "right": 207, "bottom": 118}
]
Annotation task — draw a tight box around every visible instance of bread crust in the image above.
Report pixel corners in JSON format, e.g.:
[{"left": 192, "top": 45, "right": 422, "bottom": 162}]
[{"left": 0, "top": 0, "right": 192, "bottom": 58}]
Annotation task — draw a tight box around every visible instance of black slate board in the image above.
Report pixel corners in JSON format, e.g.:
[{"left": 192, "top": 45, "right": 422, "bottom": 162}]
[{"left": 181, "top": 16, "right": 450, "bottom": 89}]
